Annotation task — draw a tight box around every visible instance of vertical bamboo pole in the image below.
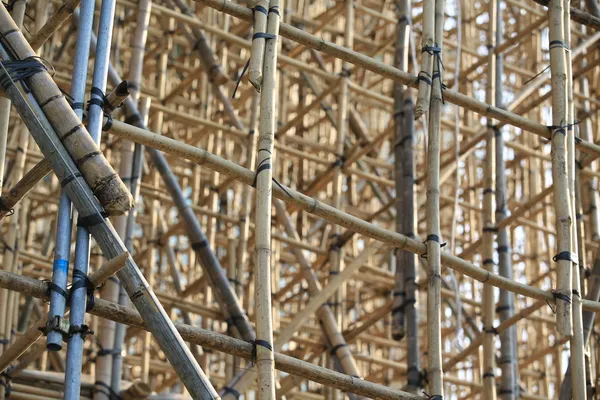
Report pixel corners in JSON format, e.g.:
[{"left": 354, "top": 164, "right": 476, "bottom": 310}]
[
  {"left": 328, "top": 2, "right": 354, "bottom": 369},
  {"left": 248, "top": 0, "right": 269, "bottom": 91},
  {"left": 0, "top": 0, "right": 27, "bottom": 372},
  {"left": 548, "top": 0, "right": 574, "bottom": 340},
  {"left": 495, "top": 3, "right": 518, "bottom": 398},
  {"left": 253, "top": 0, "right": 280, "bottom": 396},
  {"left": 61, "top": 0, "right": 96, "bottom": 397},
  {"left": 110, "top": 0, "right": 153, "bottom": 391},
  {"left": 564, "top": 2, "right": 586, "bottom": 398},
  {"left": 482, "top": 0, "right": 497, "bottom": 398},
  {"left": 414, "top": 0, "right": 434, "bottom": 119},
  {"left": 392, "top": 0, "right": 420, "bottom": 393},
  {"left": 424, "top": 0, "right": 445, "bottom": 397}
]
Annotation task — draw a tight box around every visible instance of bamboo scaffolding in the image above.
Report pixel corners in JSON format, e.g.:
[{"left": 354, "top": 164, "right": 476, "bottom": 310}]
[{"left": 3, "top": 0, "right": 600, "bottom": 398}]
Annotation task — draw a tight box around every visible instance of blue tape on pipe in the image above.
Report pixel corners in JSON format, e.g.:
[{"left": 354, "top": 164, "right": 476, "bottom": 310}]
[{"left": 53, "top": 259, "right": 69, "bottom": 273}]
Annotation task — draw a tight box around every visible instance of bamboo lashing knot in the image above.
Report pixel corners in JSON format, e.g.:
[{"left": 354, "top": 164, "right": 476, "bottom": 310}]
[
  {"left": 421, "top": 234, "right": 446, "bottom": 258},
  {"left": 0, "top": 371, "right": 11, "bottom": 397},
  {"left": 251, "top": 155, "right": 293, "bottom": 198},
  {"left": 222, "top": 386, "right": 241, "bottom": 399},
  {"left": 0, "top": 56, "right": 53, "bottom": 93},
  {"left": 546, "top": 289, "right": 572, "bottom": 314},
  {"left": 421, "top": 44, "right": 446, "bottom": 103},
  {"left": 94, "top": 380, "right": 122, "bottom": 400},
  {"left": 89, "top": 87, "right": 114, "bottom": 132},
  {"left": 422, "top": 391, "right": 442, "bottom": 400},
  {"left": 0, "top": 196, "right": 14, "bottom": 216},
  {"left": 329, "top": 343, "right": 348, "bottom": 355},
  {"left": 250, "top": 339, "right": 273, "bottom": 365},
  {"left": 77, "top": 210, "right": 108, "bottom": 228},
  {"left": 552, "top": 251, "right": 578, "bottom": 265}
]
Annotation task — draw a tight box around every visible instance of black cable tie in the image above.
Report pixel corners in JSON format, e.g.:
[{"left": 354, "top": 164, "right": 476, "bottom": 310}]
[
  {"left": 417, "top": 71, "right": 431, "bottom": 85},
  {"left": 483, "top": 258, "right": 496, "bottom": 265},
  {"left": 484, "top": 326, "right": 498, "bottom": 335},
  {"left": 46, "top": 280, "right": 68, "bottom": 299},
  {"left": 232, "top": 59, "right": 250, "bottom": 99},
  {"left": 222, "top": 386, "right": 240, "bottom": 399},
  {"left": 252, "top": 32, "right": 277, "bottom": 41},
  {"left": 125, "top": 112, "right": 143, "bottom": 126},
  {"left": 94, "top": 380, "right": 122, "bottom": 400},
  {"left": 251, "top": 158, "right": 272, "bottom": 187},
  {"left": 329, "top": 343, "right": 348, "bottom": 355},
  {"left": 102, "top": 113, "right": 113, "bottom": 132},
  {"left": 552, "top": 251, "right": 578, "bottom": 265},
  {"left": 549, "top": 40, "right": 570, "bottom": 51},
  {"left": 77, "top": 211, "right": 108, "bottom": 228},
  {"left": 268, "top": 5, "right": 279, "bottom": 15},
  {"left": 252, "top": 5, "right": 267, "bottom": 14},
  {"left": 483, "top": 372, "right": 496, "bottom": 378},
  {"left": 422, "top": 391, "right": 443, "bottom": 400},
  {"left": 191, "top": 239, "right": 209, "bottom": 251},
  {"left": 497, "top": 245, "right": 509, "bottom": 253},
  {"left": 250, "top": 339, "right": 273, "bottom": 364},
  {"left": 552, "top": 290, "right": 572, "bottom": 304},
  {"left": 332, "top": 155, "right": 345, "bottom": 168},
  {"left": 495, "top": 305, "right": 512, "bottom": 313},
  {"left": 482, "top": 226, "right": 498, "bottom": 233}
]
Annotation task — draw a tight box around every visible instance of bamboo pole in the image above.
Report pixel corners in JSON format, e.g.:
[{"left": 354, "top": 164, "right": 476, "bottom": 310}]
[
  {"left": 252, "top": 0, "right": 280, "bottom": 396},
  {"left": 0, "top": 46, "right": 219, "bottom": 398},
  {"left": 494, "top": 3, "right": 518, "bottom": 397},
  {"left": 106, "top": 119, "right": 600, "bottom": 313},
  {"left": 392, "top": 0, "right": 420, "bottom": 393},
  {"left": 482, "top": 0, "right": 497, "bottom": 398},
  {"left": 196, "top": 0, "right": 600, "bottom": 158},
  {"left": 0, "top": 252, "right": 128, "bottom": 374},
  {"left": 0, "top": 269, "right": 424, "bottom": 400},
  {"left": 547, "top": 0, "right": 575, "bottom": 339},
  {"left": 0, "top": 5, "right": 133, "bottom": 215}
]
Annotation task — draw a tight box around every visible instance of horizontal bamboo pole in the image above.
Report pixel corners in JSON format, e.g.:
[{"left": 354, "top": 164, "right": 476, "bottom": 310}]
[
  {"left": 105, "top": 120, "right": 600, "bottom": 313},
  {"left": 0, "top": 251, "right": 128, "bottom": 373},
  {"left": 197, "top": 0, "right": 600, "bottom": 158},
  {"left": 0, "top": 270, "right": 424, "bottom": 400}
]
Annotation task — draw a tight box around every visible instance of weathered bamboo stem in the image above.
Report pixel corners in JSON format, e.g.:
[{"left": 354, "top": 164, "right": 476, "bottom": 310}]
[
  {"left": 495, "top": 3, "right": 518, "bottom": 397},
  {"left": 423, "top": 0, "right": 444, "bottom": 396},
  {"left": 252, "top": 0, "right": 280, "bottom": 395},
  {"left": 197, "top": 0, "right": 600, "bottom": 158},
  {"left": 482, "top": 0, "right": 497, "bottom": 398},
  {"left": 392, "top": 0, "right": 419, "bottom": 393},
  {"left": 106, "top": 119, "right": 600, "bottom": 312},
  {"left": 547, "top": 0, "right": 574, "bottom": 339},
  {"left": 0, "top": 269, "right": 424, "bottom": 400},
  {"left": 0, "top": 46, "right": 218, "bottom": 398},
  {"left": 0, "top": 5, "right": 133, "bottom": 215}
]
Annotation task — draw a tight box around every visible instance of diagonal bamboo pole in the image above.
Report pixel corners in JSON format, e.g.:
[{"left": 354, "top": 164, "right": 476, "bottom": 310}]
[
  {"left": 0, "top": 5, "right": 133, "bottom": 215},
  {"left": 0, "top": 48, "right": 219, "bottom": 398}
]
